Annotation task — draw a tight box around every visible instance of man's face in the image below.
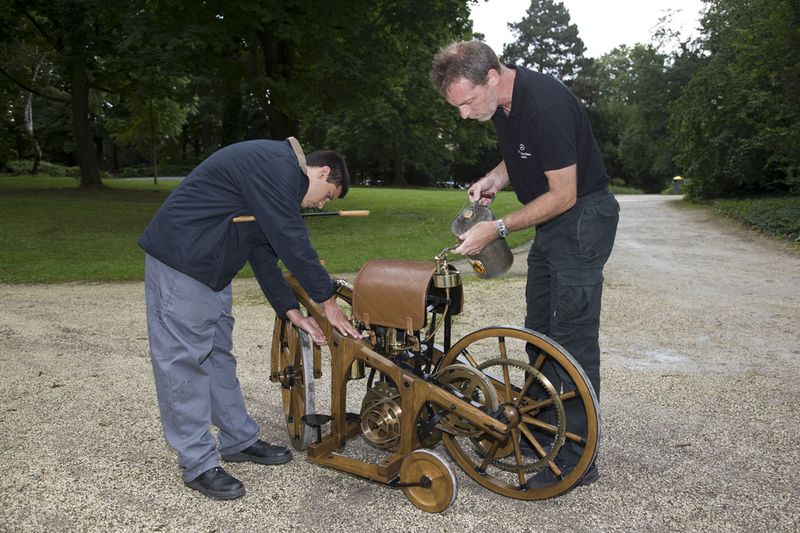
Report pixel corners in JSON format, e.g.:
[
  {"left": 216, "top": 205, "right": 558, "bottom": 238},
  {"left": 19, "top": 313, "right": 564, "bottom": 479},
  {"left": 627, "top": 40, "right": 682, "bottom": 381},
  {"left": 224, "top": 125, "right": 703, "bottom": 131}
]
[
  {"left": 302, "top": 166, "right": 341, "bottom": 209},
  {"left": 445, "top": 72, "right": 499, "bottom": 122}
]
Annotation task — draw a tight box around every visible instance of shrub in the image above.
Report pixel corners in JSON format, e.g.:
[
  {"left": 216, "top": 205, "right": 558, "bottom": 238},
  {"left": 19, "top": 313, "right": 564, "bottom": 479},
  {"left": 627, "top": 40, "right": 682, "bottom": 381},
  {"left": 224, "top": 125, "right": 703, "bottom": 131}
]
[{"left": 712, "top": 196, "right": 800, "bottom": 242}]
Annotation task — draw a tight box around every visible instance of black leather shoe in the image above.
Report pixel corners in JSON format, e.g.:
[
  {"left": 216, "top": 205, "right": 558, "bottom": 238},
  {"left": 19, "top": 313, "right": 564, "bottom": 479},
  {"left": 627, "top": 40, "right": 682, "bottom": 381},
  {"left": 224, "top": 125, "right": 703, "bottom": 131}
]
[
  {"left": 221, "top": 439, "right": 292, "bottom": 466},
  {"left": 184, "top": 466, "right": 245, "bottom": 500}
]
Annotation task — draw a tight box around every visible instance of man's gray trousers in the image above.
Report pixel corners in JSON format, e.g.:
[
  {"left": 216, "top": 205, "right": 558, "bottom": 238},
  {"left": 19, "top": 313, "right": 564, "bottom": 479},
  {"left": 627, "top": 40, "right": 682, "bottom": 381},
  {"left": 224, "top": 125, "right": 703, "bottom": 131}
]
[{"left": 144, "top": 254, "right": 260, "bottom": 482}]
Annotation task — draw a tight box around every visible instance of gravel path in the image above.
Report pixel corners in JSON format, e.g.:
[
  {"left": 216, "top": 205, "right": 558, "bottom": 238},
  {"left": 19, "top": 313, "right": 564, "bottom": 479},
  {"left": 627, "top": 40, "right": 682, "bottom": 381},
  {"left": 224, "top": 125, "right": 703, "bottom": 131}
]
[{"left": 1, "top": 195, "right": 798, "bottom": 532}]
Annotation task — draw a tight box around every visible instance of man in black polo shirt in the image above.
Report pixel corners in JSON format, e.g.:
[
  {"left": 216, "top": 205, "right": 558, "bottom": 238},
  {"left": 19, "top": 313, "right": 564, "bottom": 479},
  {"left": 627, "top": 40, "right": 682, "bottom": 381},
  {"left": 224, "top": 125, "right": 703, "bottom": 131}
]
[{"left": 431, "top": 41, "right": 619, "bottom": 486}]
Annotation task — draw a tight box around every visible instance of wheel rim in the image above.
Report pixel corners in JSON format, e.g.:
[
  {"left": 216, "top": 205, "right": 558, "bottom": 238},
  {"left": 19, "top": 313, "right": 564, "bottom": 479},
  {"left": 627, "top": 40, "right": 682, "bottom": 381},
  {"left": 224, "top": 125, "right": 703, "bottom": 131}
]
[
  {"left": 278, "top": 321, "right": 315, "bottom": 450},
  {"left": 439, "top": 326, "right": 599, "bottom": 500}
]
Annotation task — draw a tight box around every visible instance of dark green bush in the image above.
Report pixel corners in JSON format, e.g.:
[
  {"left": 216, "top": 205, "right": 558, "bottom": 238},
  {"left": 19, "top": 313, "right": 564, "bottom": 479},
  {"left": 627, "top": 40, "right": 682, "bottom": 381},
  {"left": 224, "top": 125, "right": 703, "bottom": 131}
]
[
  {"left": 711, "top": 196, "right": 800, "bottom": 242},
  {"left": 6, "top": 160, "right": 80, "bottom": 178}
]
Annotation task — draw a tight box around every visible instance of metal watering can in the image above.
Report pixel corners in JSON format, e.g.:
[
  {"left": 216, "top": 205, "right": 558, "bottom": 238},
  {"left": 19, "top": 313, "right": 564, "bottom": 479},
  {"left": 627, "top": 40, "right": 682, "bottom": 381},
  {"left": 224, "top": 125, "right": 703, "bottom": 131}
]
[{"left": 450, "top": 203, "right": 513, "bottom": 279}]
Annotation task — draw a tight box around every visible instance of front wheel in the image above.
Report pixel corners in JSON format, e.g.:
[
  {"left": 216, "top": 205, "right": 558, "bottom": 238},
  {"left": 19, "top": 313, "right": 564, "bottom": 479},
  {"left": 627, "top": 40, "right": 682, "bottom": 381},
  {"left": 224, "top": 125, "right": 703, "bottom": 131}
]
[{"left": 274, "top": 319, "right": 316, "bottom": 450}]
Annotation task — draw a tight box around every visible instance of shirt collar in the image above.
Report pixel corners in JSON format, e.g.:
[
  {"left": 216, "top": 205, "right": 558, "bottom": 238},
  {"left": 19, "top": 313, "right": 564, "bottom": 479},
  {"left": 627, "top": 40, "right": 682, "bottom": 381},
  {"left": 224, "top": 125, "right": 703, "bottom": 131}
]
[{"left": 286, "top": 136, "right": 307, "bottom": 174}]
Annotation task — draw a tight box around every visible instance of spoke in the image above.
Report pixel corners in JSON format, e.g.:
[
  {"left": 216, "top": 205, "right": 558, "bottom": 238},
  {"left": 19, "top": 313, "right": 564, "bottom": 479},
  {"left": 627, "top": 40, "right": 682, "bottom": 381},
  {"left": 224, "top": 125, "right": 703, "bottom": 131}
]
[
  {"left": 501, "top": 363, "right": 513, "bottom": 402},
  {"left": 521, "top": 415, "right": 558, "bottom": 434},
  {"left": 514, "top": 374, "right": 536, "bottom": 406},
  {"left": 518, "top": 424, "right": 562, "bottom": 477},
  {"left": 496, "top": 337, "right": 513, "bottom": 401},
  {"left": 565, "top": 432, "right": 587, "bottom": 445},
  {"left": 521, "top": 415, "right": 586, "bottom": 444},
  {"left": 478, "top": 438, "right": 502, "bottom": 472},
  {"left": 531, "top": 351, "right": 546, "bottom": 370},
  {"left": 519, "top": 391, "right": 577, "bottom": 414},
  {"left": 509, "top": 428, "right": 527, "bottom": 487},
  {"left": 460, "top": 348, "right": 479, "bottom": 368}
]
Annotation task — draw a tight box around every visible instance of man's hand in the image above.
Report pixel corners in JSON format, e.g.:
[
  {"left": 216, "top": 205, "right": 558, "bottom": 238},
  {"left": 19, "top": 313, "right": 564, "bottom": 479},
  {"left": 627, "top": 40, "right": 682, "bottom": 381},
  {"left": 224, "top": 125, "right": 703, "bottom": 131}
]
[
  {"left": 467, "top": 162, "right": 509, "bottom": 205},
  {"left": 453, "top": 220, "right": 498, "bottom": 256},
  {"left": 285, "top": 309, "right": 327, "bottom": 346},
  {"left": 467, "top": 177, "right": 500, "bottom": 206},
  {"left": 322, "top": 297, "right": 361, "bottom": 339}
]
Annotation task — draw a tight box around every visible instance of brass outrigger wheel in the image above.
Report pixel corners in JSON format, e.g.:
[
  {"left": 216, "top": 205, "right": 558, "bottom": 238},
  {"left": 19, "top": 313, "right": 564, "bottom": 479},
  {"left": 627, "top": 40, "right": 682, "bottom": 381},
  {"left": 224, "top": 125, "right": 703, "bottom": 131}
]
[
  {"left": 277, "top": 320, "right": 316, "bottom": 450},
  {"left": 438, "top": 326, "right": 600, "bottom": 500},
  {"left": 398, "top": 450, "right": 458, "bottom": 513}
]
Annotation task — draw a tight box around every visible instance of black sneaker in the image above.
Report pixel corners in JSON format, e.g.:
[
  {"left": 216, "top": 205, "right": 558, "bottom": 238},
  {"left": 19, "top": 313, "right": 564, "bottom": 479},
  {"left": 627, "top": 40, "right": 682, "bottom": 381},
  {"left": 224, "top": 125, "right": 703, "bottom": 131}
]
[
  {"left": 184, "top": 466, "right": 245, "bottom": 500},
  {"left": 221, "top": 439, "right": 292, "bottom": 466}
]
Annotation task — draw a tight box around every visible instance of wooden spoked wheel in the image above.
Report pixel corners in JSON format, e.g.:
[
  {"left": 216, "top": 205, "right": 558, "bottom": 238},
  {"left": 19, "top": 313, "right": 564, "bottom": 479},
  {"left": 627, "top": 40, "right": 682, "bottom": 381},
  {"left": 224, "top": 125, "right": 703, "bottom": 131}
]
[
  {"left": 439, "top": 326, "right": 600, "bottom": 500},
  {"left": 399, "top": 450, "right": 458, "bottom": 513},
  {"left": 276, "top": 319, "right": 316, "bottom": 451}
]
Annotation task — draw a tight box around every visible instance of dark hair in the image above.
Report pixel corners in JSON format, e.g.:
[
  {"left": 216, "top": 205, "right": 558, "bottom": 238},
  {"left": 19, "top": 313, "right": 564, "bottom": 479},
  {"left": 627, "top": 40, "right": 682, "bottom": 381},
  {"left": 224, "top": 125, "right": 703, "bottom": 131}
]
[
  {"left": 430, "top": 40, "right": 501, "bottom": 96},
  {"left": 306, "top": 150, "right": 350, "bottom": 198}
]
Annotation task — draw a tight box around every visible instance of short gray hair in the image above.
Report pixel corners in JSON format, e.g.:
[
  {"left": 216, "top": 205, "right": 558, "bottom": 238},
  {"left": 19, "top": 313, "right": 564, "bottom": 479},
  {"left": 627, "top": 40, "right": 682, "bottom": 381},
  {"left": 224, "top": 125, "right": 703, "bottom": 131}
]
[{"left": 430, "top": 41, "right": 501, "bottom": 96}]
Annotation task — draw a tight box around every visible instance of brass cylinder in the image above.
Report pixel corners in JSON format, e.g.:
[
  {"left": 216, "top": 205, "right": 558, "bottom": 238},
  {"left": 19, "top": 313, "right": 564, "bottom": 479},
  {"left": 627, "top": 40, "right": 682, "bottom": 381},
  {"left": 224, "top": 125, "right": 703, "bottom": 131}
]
[{"left": 434, "top": 270, "right": 461, "bottom": 288}]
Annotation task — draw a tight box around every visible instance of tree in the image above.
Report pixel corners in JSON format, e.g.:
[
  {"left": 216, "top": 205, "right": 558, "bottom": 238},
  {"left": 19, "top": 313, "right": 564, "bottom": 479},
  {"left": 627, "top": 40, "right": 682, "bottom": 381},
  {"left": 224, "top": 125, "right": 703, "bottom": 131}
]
[
  {"left": 0, "top": 1, "right": 136, "bottom": 187},
  {"left": 502, "top": 0, "right": 590, "bottom": 83},
  {"left": 291, "top": 0, "right": 490, "bottom": 186},
  {"left": 671, "top": 0, "right": 800, "bottom": 198},
  {"left": 107, "top": 90, "right": 196, "bottom": 183}
]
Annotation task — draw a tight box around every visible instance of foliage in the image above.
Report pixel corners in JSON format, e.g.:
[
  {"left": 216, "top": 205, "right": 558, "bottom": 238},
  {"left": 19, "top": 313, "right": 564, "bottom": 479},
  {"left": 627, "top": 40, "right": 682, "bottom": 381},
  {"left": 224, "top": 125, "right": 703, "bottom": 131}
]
[
  {"left": 710, "top": 196, "right": 800, "bottom": 241},
  {"left": 671, "top": 0, "right": 800, "bottom": 199},
  {"left": 294, "top": 0, "right": 490, "bottom": 186},
  {"left": 2, "top": 0, "right": 799, "bottom": 202},
  {"left": 502, "top": 0, "right": 589, "bottom": 83},
  {"left": 6, "top": 159, "right": 79, "bottom": 177},
  {"left": 592, "top": 44, "right": 687, "bottom": 193}
]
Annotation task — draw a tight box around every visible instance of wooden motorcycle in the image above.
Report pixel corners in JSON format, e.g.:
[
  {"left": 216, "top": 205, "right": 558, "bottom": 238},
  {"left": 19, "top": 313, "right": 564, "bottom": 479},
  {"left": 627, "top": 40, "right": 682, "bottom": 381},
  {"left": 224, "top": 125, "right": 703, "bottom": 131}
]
[{"left": 269, "top": 249, "right": 600, "bottom": 512}]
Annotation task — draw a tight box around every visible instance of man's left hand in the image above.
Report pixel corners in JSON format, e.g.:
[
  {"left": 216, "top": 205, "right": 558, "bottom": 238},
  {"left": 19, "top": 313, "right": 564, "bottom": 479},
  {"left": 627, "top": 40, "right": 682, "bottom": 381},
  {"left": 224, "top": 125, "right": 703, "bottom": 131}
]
[
  {"left": 452, "top": 220, "right": 498, "bottom": 256},
  {"left": 322, "top": 297, "right": 361, "bottom": 339}
]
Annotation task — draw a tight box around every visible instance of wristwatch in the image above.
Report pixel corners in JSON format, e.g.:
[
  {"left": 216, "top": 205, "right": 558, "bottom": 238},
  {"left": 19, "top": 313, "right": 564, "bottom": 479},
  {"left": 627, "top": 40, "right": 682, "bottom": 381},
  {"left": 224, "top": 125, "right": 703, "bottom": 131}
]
[{"left": 496, "top": 218, "right": 509, "bottom": 238}]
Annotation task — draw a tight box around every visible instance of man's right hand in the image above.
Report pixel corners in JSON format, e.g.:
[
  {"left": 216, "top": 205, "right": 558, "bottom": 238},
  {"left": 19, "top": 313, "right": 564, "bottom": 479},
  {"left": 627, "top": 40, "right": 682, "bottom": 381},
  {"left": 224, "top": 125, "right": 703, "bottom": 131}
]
[
  {"left": 468, "top": 161, "right": 509, "bottom": 205},
  {"left": 467, "top": 176, "right": 499, "bottom": 205},
  {"left": 285, "top": 309, "right": 327, "bottom": 346}
]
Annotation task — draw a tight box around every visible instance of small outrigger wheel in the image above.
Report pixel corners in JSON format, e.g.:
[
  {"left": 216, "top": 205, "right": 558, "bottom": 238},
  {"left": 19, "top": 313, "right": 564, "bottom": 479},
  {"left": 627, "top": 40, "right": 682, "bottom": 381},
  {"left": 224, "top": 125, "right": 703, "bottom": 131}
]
[{"left": 398, "top": 450, "right": 458, "bottom": 513}]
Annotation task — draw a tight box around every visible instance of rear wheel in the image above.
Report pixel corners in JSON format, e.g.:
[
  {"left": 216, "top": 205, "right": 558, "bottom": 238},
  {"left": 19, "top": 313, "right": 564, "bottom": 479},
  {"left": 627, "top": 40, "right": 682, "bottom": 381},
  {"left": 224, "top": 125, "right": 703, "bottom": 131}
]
[{"left": 439, "top": 326, "right": 600, "bottom": 500}]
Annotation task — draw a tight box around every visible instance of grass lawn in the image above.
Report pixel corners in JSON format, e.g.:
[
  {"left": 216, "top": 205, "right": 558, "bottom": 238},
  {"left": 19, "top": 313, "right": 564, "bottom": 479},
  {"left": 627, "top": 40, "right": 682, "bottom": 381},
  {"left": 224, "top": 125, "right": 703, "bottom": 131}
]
[{"left": 0, "top": 175, "right": 534, "bottom": 283}]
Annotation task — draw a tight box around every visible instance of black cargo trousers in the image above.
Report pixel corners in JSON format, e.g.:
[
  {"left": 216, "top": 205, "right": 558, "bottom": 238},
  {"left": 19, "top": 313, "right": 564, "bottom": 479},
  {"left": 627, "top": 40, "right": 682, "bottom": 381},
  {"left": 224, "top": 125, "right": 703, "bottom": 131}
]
[{"left": 524, "top": 186, "right": 619, "bottom": 460}]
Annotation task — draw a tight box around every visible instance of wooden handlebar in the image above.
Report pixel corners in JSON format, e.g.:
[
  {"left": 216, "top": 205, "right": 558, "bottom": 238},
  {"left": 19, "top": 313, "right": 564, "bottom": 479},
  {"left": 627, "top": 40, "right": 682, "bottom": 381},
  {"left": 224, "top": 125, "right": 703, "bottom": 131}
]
[{"left": 233, "top": 210, "right": 369, "bottom": 223}]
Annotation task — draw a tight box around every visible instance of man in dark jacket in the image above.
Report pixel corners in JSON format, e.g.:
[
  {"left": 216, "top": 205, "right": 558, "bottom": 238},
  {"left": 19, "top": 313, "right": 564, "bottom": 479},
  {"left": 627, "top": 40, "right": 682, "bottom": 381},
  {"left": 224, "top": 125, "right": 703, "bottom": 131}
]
[{"left": 139, "top": 137, "right": 360, "bottom": 500}]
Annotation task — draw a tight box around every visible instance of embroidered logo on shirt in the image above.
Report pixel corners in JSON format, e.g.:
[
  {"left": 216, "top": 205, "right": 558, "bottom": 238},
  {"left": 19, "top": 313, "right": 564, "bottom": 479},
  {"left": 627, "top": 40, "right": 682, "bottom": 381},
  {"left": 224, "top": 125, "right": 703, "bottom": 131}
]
[{"left": 517, "top": 144, "right": 532, "bottom": 159}]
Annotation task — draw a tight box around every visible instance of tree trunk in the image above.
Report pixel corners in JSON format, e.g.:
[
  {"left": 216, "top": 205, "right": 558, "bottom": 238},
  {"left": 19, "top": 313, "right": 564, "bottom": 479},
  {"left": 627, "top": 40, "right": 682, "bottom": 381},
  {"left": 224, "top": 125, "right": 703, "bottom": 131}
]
[
  {"left": 201, "top": 120, "right": 213, "bottom": 155},
  {"left": 149, "top": 99, "right": 158, "bottom": 185},
  {"left": 257, "top": 29, "right": 297, "bottom": 140},
  {"left": 71, "top": 58, "right": 102, "bottom": 188},
  {"left": 392, "top": 138, "right": 406, "bottom": 186},
  {"left": 265, "top": 108, "right": 297, "bottom": 140},
  {"left": 112, "top": 142, "right": 119, "bottom": 174},
  {"left": 24, "top": 63, "right": 42, "bottom": 175}
]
